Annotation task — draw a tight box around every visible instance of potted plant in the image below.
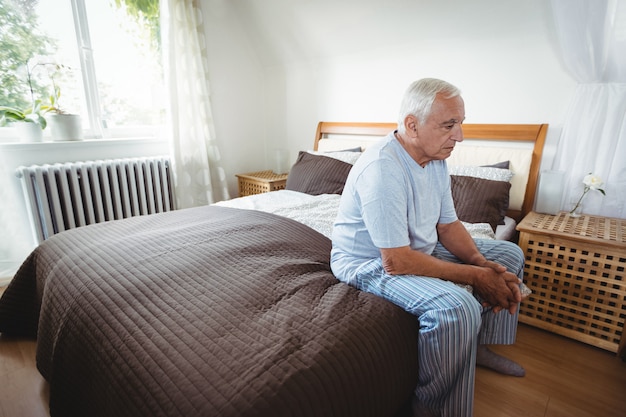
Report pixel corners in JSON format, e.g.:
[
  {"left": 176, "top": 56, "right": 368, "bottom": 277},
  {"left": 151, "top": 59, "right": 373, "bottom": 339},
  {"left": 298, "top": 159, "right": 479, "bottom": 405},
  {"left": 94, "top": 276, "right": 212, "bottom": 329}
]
[
  {"left": 0, "top": 60, "right": 83, "bottom": 142},
  {"left": 0, "top": 102, "right": 47, "bottom": 142},
  {"left": 40, "top": 64, "right": 83, "bottom": 142},
  {"left": 0, "top": 60, "right": 49, "bottom": 143},
  {"left": 42, "top": 83, "right": 83, "bottom": 142}
]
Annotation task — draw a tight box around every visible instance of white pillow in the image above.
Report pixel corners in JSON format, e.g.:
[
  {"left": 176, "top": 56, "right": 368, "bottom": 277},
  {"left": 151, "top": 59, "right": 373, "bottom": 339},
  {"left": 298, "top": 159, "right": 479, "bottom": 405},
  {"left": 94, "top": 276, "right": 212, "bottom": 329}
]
[
  {"left": 448, "top": 165, "right": 514, "bottom": 182},
  {"left": 307, "top": 150, "right": 362, "bottom": 165}
]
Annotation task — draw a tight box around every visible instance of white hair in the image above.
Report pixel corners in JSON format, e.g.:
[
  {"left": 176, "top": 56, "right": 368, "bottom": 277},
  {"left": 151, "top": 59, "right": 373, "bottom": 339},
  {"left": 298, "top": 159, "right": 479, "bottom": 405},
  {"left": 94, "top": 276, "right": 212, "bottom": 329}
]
[{"left": 397, "top": 78, "right": 461, "bottom": 133}]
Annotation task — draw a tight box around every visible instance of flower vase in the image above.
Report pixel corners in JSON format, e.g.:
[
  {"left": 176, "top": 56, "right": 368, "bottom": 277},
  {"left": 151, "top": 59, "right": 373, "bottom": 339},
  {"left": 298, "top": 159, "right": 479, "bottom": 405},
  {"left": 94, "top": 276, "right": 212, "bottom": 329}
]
[
  {"left": 16, "top": 122, "right": 43, "bottom": 143},
  {"left": 48, "top": 114, "right": 83, "bottom": 141},
  {"left": 569, "top": 200, "right": 583, "bottom": 217}
]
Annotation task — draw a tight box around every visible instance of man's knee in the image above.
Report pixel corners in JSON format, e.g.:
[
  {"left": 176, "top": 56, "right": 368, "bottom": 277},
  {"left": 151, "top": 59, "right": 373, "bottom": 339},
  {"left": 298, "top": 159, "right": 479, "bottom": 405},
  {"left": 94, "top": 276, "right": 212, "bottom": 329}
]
[
  {"left": 507, "top": 240, "right": 524, "bottom": 260},
  {"left": 484, "top": 240, "right": 524, "bottom": 275},
  {"left": 454, "top": 290, "right": 482, "bottom": 332},
  {"left": 418, "top": 288, "right": 482, "bottom": 335}
]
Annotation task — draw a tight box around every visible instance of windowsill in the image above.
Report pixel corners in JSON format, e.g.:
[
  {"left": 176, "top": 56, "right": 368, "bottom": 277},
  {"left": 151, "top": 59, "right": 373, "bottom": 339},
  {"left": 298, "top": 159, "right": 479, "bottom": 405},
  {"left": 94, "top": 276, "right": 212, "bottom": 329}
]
[
  {"left": 0, "top": 135, "right": 171, "bottom": 169},
  {"left": 0, "top": 125, "right": 168, "bottom": 147},
  {"left": 0, "top": 136, "right": 168, "bottom": 149}
]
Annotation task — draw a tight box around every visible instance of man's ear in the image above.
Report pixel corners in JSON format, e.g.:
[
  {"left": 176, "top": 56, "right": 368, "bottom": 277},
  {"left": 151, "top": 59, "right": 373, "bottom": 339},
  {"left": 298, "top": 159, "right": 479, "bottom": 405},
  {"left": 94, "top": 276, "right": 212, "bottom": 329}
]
[{"left": 404, "top": 115, "right": 418, "bottom": 137}]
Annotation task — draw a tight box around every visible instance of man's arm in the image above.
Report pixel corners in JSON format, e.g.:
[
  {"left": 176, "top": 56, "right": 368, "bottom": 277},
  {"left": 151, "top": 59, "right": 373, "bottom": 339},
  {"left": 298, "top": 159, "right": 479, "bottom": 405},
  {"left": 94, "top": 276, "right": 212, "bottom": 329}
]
[
  {"left": 380, "top": 220, "right": 521, "bottom": 314},
  {"left": 436, "top": 220, "right": 490, "bottom": 265}
]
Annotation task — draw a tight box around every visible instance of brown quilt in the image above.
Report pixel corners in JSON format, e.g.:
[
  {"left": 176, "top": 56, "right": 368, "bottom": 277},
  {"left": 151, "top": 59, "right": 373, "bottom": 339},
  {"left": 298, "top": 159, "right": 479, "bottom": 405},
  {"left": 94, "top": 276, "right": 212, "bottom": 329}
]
[{"left": 0, "top": 206, "right": 418, "bottom": 417}]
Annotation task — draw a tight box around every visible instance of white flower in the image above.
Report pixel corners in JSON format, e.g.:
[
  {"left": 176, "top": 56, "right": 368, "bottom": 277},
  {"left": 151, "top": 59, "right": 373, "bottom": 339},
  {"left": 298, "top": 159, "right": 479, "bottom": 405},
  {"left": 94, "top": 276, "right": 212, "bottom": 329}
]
[
  {"left": 570, "top": 172, "right": 606, "bottom": 215},
  {"left": 583, "top": 174, "right": 604, "bottom": 191}
]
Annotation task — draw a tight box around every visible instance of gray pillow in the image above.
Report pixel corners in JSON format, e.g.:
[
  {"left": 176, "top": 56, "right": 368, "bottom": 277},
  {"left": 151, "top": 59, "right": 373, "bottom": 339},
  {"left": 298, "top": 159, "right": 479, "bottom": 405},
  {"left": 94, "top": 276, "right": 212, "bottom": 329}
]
[
  {"left": 285, "top": 151, "right": 353, "bottom": 195},
  {"left": 451, "top": 175, "right": 511, "bottom": 232}
]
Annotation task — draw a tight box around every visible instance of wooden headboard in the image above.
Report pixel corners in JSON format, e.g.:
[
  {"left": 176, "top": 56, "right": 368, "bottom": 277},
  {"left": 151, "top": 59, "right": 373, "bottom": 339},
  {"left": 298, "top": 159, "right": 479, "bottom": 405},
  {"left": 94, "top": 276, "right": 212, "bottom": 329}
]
[{"left": 314, "top": 122, "right": 548, "bottom": 222}]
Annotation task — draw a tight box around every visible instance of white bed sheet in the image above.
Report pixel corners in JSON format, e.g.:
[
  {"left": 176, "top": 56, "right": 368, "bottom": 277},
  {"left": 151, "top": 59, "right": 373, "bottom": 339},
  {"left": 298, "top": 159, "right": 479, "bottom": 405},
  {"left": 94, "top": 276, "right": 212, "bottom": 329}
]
[
  {"left": 215, "top": 190, "right": 509, "bottom": 241},
  {"left": 216, "top": 190, "right": 340, "bottom": 239}
]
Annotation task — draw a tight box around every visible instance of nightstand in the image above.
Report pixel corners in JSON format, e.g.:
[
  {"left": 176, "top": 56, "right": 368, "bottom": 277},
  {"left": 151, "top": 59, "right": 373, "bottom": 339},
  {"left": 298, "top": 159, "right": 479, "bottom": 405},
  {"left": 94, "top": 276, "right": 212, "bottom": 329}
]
[
  {"left": 516, "top": 211, "right": 626, "bottom": 358},
  {"left": 236, "top": 170, "right": 288, "bottom": 197}
]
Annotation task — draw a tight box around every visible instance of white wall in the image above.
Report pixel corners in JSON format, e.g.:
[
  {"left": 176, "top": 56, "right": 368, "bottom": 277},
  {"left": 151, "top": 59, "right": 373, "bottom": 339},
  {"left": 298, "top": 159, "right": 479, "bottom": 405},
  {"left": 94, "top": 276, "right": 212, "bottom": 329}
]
[
  {"left": 198, "top": 0, "right": 578, "bottom": 180},
  {"left": 202, "top": 0, "right": 267, "bottom": 194}
]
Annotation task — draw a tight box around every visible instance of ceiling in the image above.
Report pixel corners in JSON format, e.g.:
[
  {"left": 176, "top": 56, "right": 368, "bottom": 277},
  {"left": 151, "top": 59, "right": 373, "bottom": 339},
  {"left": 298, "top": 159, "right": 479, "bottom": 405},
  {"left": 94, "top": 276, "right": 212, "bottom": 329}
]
[{"left": 228, "top": 0, "right": 550, "bottom": 66}]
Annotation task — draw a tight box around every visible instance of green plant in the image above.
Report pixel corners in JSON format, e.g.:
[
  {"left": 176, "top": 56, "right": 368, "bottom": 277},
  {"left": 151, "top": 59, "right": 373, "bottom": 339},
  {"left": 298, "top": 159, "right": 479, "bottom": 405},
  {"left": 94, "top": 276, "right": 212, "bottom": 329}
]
[
  {"left": 0, "top": 59, "right": 52, "bottom": 129},
  {"left": 41, "top": 83, "right": 64, "bottom": 114},
  {"left": 0, "top": 102, "right": 47, "bottom": 129},
  {"left": 0, "top": 60, "right": 70, "bottom": 129},
  {"left": 40, "top": 63, "right": 71, "bottom": 114}
]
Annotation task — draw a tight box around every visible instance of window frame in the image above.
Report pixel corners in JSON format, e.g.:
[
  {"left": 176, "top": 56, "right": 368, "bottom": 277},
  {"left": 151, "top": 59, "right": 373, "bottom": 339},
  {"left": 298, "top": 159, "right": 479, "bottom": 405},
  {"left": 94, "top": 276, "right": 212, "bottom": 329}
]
[
  {"left": 0, "top": 0, "right": 164, "bottom": 143},
  {"left": 72, "top": 0, "right": 104, "bottom": 139}
]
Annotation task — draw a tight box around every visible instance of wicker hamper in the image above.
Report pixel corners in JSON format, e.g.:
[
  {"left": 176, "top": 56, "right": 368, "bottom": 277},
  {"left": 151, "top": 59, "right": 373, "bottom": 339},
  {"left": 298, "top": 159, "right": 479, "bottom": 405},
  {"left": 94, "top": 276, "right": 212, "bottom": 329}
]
[
  {"left": 236, "top": 170, "right": 288, "bottom": 197},
  {"left": 517, "top": 212, "right": 626, "bottom": 357}
]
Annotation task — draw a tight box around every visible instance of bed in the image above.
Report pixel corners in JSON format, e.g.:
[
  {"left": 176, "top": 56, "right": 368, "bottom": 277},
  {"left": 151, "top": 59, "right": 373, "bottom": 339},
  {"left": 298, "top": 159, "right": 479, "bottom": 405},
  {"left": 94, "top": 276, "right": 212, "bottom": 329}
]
[{"left": 0, "top": 121, "right": 547, "bottom": 417}]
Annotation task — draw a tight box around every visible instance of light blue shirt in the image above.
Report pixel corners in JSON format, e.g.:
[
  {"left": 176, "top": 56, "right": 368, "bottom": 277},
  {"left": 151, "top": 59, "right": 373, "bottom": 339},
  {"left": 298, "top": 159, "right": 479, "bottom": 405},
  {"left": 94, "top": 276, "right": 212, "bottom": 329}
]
[{"left": 330, "top": 132, "right": 457, "bottom": 285}]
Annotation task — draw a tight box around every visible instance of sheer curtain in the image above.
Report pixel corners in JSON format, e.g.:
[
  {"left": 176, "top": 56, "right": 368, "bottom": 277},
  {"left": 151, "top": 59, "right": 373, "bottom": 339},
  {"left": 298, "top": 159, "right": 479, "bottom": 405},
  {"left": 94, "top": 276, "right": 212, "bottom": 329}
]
[
  {"left": 161, "top": 0, "right": 230, "bottom": 208},
  {"left": 551, "top": 0, "right": 626, "bottom": 218}
]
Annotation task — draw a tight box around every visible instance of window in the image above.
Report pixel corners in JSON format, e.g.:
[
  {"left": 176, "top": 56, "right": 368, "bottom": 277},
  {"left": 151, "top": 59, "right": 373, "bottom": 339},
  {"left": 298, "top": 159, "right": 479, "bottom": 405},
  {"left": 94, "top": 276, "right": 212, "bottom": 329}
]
[{"left": 0, "top": 0, "right": 164, "bottom": 140}]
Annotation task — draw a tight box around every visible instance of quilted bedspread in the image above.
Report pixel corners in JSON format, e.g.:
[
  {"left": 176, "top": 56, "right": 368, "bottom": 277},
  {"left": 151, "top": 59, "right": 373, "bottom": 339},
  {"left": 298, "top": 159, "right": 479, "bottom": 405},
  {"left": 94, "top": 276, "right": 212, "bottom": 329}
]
[{"left": 0, "top": 206, "right": 418, "bottom": 417}]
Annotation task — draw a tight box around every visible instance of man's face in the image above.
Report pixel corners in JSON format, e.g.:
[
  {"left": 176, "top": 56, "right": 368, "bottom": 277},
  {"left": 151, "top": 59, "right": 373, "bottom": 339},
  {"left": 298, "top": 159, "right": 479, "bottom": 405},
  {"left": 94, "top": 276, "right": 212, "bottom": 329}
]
[{"left": 412, "top": 94, "right": 465, "bottom": 162}]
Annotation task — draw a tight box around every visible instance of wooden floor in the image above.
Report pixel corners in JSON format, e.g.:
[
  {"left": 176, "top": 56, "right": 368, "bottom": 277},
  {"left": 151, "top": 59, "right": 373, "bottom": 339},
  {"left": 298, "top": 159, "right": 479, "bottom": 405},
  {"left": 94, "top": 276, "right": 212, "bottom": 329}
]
[
  {"left": 474, "top": 326, "right": 626, "bottom": 417},
  {"left": 1, "top": 285, "right": 625, "bottom": 416}
]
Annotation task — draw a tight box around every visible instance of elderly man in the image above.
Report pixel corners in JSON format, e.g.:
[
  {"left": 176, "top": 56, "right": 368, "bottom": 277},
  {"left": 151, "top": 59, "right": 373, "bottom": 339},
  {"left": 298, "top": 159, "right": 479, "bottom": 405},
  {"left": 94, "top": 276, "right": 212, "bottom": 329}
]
[{"left": 330, "top": 78, "right": 526, "bottom": 417}]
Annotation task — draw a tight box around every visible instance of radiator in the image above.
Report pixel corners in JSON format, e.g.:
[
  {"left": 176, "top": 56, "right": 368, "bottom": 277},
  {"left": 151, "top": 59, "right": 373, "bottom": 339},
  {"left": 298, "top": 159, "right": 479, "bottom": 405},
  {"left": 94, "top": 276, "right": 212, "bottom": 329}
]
[{"left": 16, "top": 156, "right": 176, "bottom": 243}]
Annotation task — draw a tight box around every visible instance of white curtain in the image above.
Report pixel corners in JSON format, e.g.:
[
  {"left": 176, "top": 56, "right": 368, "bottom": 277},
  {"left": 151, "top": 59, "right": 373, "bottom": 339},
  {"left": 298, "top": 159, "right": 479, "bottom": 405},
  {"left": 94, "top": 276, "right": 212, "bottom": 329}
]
[
  {"left": 161, "top": 0, "right": 230, "bottom": 208},
  {"left": 551, "top": 0, "right": 626, "bottom": 218}
]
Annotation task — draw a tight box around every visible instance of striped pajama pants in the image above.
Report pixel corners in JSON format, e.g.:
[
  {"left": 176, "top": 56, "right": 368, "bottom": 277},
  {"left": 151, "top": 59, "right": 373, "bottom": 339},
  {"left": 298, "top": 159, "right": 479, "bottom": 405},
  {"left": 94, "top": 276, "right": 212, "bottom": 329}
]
[{"left": 352, "top": 239, "right": 525, "bottom": 417}]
